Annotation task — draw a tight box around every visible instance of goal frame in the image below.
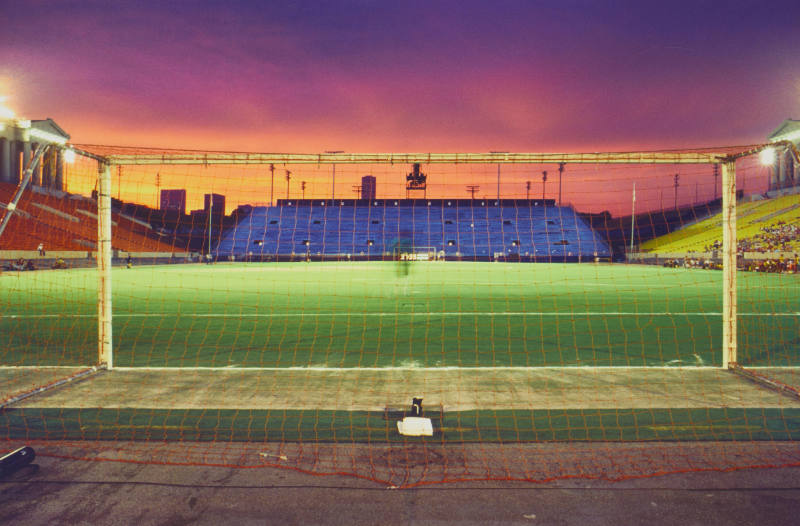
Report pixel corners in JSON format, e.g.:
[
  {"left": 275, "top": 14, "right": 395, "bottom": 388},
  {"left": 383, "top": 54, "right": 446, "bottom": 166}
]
[{"left": 70, "top": 143, "right": 791, "bottom": 371}]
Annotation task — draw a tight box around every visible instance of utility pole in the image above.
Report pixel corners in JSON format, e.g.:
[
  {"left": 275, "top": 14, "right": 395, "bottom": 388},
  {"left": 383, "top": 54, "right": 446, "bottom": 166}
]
[
  {"left": 325, "top": 150, "right": 343, "bottom": 202},
  {"left": 466, "top": 185, "right": 480, "bottom": 199},
  {"left": 541, "top": 170, "right": 548, "bottom": 201},
  {"left": 558, "top": 162, "right": 565, "bottom": 206},
  {"left": 301, "top": 180, "right": 306, "bottom": 200},
  {"left": 526, "top": 180, "right": 531, "bottom": 201},
  {"left": 713, "top": 164, "right": 719, "bottom": 201},
  {"left": 489, "top": 152, "right": 508, "bottom": 200},
  {"left": 352, "top": 185, "right": 361, "bottom": 199},
  {"left": 269, "top": 164, "right": 275, "bottom": 206},
  {"left": 285, "top": 170, "right": 291, "bottom": 199},
  {"left": 207, "top": 194, "right": 213, "bottom": 260},
  {"left": 674, "top": 173, "right": 680, "bottom": 209},
  {"left": 630, "top": 182, "right": 636, "bottom": 254}
]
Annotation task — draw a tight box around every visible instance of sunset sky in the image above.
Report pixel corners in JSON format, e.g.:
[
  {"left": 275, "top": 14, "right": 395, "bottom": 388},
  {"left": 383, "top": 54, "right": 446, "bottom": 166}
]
[
  {"left": 3, "top": 0, "right": 799, "bottom": 152},
  {"left": 2, "top": 1, "right": 798, "bottom": 214}
]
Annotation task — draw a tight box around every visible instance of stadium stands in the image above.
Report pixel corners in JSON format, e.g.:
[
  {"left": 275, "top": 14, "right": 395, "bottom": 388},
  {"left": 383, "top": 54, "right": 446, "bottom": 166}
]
[
  {"left": 641, "top": 194, "right": 800, "bottom": 254},
  {"left": 215, "top": 199, "right": 611, "bottom": 261},
  {"left": 0, "top": 183, "right": 177, "bottom": 252}
]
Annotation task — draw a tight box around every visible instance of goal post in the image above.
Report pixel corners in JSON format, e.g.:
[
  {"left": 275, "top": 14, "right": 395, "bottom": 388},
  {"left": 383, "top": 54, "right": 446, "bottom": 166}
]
[{"left": 97, "top": 161, "right": 113, "bottom": 369}]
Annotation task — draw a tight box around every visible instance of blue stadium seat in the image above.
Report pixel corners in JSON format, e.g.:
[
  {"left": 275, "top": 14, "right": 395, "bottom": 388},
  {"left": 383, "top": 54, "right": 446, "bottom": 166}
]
[{"left": 215, "top": 201, "right": 611, "bottom": 261}]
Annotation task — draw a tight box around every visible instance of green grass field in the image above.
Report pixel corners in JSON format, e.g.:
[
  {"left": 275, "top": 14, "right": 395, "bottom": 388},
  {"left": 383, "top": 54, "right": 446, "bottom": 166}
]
[
  {"left": 1, "top": 262, "right": 798, "bottom": 369},
  {"left": 2, "top": 261, "right": 799, "bottom": 444}
]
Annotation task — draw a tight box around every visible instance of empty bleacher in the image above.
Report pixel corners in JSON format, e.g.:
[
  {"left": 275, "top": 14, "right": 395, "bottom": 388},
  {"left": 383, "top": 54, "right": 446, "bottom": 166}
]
[
  {"left": 0, "top": 183, "right": 178, "bottom": 252},
  {"left": 215, "top": 199, "right": 611, "bottom": 261}
]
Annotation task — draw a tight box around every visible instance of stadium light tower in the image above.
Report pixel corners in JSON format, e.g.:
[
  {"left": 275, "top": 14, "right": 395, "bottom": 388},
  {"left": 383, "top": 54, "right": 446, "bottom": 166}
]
[
  {"left": 325, "top": 150, "right": 344, "bottom": 202},
  {"left": 285, "top": 170, "right": 291, "bottom": 199}
]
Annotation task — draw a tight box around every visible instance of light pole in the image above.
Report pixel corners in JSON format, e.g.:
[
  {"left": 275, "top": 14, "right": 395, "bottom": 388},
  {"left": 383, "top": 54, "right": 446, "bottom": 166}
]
[
  {"left": 713, "top": 164, "right": 719, "bottom": 201},
  {"left": 558, "top": 162, "right": 565, "bottom": 206},
  {"left": 466, "top": 185, "right": 480, "bottom": 199},
  {"left": 301, "top": 180, "right": 306, "bottom": 200},
  {"left": 541, "top": 170, "right": 547, "bottom": 201},
  {"left": 285, "top": 170, "right": 291, "bottom": 199},
  {"left": 674, "top": 173, "right": 680, "bottom": 210},
  {"left": 526, "top": 180, "right": 531, "bottom": 201},
  {"left": 490, "top": 152, "right": 507, "bottom": 200},
  {"left": 269, "top": 164, "right": 275, "bottom": 206},
  {"left": 325, "top": 150, "right": 343, "bottom": 202}
]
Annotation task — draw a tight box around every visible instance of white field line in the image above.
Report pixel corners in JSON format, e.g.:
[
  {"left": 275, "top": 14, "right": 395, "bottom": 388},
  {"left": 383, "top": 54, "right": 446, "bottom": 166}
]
[
  {"left": 1, "top": 365, "right": 798, "bottom": 371},
  {"left": 115, "top": 365, "right": 726, "bottom": 371},
  {"left": 2, "top": 312, "right": 798, "bottom": 319}
]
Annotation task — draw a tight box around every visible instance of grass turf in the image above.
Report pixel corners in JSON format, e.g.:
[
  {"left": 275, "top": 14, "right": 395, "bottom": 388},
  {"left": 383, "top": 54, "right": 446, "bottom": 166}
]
[{"left": 1, "top": 262, "right": 798, "bottom": 368}]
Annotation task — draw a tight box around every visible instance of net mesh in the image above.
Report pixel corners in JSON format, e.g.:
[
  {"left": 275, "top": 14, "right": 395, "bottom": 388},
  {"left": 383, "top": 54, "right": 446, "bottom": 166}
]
[{"left": 1, "top": 143, "right": 798, "bottom": 487}]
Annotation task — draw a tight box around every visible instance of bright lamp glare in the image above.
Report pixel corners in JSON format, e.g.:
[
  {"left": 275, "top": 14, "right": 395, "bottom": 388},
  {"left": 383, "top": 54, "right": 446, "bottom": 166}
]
[
  {"left": 0, "top": 105, "right": 14, "bottom": 120},
  {"left": 64, "top": 149, "right": 76, "bottom": 164},
  {"left": 759, "top": 148, "right": 776, "bottom": 166}
]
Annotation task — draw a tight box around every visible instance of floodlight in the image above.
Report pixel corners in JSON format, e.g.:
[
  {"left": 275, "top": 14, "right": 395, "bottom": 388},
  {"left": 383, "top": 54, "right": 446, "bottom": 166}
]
[
  {"left": 64, "top": 148, "right": 76, "bottom": 163},
  {"left": 759, "top": 147, "right": 776, "bottom": 166},
  {"left": 0, "top": 97, "right": 14, "bottom": 120},
  {"left": 0, "top": 109, "right": 15, "bottom": 120}
]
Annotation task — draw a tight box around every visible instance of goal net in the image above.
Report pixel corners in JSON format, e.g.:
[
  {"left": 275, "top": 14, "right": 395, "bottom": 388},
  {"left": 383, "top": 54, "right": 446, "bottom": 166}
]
[{"left": 1, "top": 142, "right": 798, "bottom": 487}]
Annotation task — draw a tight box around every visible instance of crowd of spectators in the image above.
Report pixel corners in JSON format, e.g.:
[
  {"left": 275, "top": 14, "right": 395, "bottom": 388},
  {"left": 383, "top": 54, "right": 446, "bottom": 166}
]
[
  {"left": 662, "top": 254, "right": 798, "bottom": 274},
  {"left": 703, "top": 220, "right": 799, "bottom": 254},
  {"left": 663, "top": 258, "right": 720, "bottom": 270},
  {"left": 737, "top": 220, "right": 798, "bottom": 253},
  {"left": 2, "top": 257, "right": 68, "bottom": 271},
  {"left": 744, "top": 257, "right": 798, "bottom": 274}
]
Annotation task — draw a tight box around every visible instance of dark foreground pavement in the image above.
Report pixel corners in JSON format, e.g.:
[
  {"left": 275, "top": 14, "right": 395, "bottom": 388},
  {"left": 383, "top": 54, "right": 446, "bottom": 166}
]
[{"left": 1, "top": 453, "right": 800, "bottom": 526}]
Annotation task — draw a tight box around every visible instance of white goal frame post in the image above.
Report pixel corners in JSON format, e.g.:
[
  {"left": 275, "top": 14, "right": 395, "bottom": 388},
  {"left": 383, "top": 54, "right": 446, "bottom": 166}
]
[{"left": 67, "top": 143, "right": 795, "bottom": 371}]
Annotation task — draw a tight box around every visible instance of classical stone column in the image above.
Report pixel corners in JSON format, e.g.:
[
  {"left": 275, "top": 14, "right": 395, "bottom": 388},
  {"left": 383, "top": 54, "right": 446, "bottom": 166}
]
[{"left": 0, "top": 138, "right": 10, "bottom": 184}]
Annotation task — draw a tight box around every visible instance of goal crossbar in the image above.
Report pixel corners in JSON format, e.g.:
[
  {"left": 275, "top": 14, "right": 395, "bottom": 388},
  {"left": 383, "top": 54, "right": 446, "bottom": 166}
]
[{"left": 74, "top": 150, "right": 755, "bottom": 166}]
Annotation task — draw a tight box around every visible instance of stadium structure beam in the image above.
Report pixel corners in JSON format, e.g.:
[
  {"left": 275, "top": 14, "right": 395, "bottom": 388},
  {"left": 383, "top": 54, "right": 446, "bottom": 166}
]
[{"left": 100, "top": 151, "right": 735, "bottom": 166}]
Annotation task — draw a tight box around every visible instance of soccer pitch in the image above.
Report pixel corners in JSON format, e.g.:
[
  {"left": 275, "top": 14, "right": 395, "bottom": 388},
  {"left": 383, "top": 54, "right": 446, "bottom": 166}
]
[
  {"left": 1, "top": 261, "right": 798, "bottom": 369},
  {"left": 2, "top": 261, "right": 800, "bottom": 446}
]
